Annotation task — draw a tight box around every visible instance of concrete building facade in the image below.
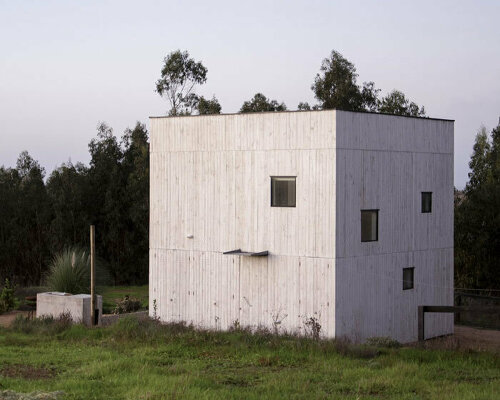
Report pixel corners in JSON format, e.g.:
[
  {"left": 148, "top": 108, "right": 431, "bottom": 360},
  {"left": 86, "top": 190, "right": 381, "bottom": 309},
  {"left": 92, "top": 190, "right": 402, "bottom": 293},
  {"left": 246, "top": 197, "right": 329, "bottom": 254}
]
[{"left": 149, "top": 110, "right": 454, "bottom": 342}]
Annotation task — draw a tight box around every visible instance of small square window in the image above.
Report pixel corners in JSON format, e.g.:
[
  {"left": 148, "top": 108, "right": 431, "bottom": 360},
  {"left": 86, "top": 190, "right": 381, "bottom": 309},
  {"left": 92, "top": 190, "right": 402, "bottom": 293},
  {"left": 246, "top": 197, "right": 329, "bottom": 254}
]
[
  {"left": 403, "top": 267, "right": 414, "bottom": 290},
  {"left": 271, "top": 177, "right": 296, "bottom": 207},
  {"left": 421, "top": 192, "right": 432, "bottom": 213},
  {"left": 361, "top": 210, "right": 378, "bottom": 242}
]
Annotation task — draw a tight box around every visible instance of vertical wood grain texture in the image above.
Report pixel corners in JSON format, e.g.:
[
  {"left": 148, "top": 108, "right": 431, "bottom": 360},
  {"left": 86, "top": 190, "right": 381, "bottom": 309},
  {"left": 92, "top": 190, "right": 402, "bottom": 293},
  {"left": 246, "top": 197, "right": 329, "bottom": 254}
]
[
  {"left": 150, "top": 111, "right": 337, "bottom": 337},
  {"left": 150, "top": 110, "right": 453, "bottom": 342},
  {"left": 335, "top": 111, "right": 454, "bottom": 342}
]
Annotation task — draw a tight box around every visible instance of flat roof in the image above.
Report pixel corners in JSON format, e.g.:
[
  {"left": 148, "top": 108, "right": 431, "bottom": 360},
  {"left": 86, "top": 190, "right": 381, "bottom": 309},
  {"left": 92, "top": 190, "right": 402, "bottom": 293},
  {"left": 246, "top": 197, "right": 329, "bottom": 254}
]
[{"left": 150, "top": 108, "right": 454, "bottom": 123}]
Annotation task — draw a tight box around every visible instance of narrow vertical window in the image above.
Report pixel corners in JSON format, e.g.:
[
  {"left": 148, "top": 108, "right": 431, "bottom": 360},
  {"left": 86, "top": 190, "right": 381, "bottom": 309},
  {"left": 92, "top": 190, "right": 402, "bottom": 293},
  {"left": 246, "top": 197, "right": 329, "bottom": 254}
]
[
  {"left": 271, "top": 177, "right": 296, "bottom": 207},
  {"left": 361, "top": 210, "right": 378, "bottom": 242},
  {"left": 421, "top": 192, "right": 432, "bottom": 213},
  {"left": 403, "top": 267, "right": 414, "bottom": 290}
]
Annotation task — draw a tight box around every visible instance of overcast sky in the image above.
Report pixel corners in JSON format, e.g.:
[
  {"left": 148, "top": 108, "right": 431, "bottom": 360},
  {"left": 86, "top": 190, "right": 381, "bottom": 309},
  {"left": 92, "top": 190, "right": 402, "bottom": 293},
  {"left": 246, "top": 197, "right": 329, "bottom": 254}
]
[{"left": 1, "top": 0, "right": 499, "bottom": 188}]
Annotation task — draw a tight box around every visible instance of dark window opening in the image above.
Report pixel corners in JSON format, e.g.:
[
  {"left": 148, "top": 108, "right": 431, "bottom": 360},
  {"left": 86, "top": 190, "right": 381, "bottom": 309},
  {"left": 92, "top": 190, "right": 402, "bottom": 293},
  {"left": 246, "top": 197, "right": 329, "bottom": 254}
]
[
  {"left": 361, "top": 210, "right": 378, "bottom": 242},
  {"left": 403, "top": 267, "right": 414, "bottom": 290},
  {"left": 421, "top": 192, "right": 432, "bottom": 213},
  {"left": 271, "top": 177, "right": 296, "bottom": 207}
]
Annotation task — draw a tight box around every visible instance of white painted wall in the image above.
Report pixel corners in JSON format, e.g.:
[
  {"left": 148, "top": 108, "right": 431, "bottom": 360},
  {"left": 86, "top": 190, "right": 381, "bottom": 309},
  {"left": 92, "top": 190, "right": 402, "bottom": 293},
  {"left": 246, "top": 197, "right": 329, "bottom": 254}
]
[
  {"left": 335, "top": 111, "right": 454, "bottom": 342},
  {"left": 150, "top": 111, "right": 337, "bottom": 336}
]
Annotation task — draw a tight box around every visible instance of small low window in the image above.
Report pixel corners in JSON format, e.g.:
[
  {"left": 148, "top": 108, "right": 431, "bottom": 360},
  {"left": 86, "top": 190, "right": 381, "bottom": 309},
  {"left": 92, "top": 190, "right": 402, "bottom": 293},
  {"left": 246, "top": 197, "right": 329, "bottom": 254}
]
[
  {"left": 271, "top": 177, "right": 296, "bottom": 207},
  {"left": 421, "top": 192, "right": 432, "bottom": 213},
  {"left": 361, "top": 210, "right": 378, "bottom": 242},
  {"left": 403, "top": 267, "right": 414, "bottom": 290}
]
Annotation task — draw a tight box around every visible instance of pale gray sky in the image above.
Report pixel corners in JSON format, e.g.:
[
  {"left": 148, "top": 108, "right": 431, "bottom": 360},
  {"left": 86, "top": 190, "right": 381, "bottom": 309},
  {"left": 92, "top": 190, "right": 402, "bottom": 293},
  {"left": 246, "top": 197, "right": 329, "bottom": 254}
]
[{"left": 1, "top": 0, "right": 499, "bottom": 188}]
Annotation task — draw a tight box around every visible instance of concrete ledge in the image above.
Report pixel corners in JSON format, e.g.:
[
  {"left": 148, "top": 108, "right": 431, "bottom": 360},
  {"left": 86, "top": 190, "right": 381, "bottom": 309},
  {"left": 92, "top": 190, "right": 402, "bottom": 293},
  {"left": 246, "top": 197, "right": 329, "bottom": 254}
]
[{"left": 36, "top": 292, "right": 102, "bottom": 326}]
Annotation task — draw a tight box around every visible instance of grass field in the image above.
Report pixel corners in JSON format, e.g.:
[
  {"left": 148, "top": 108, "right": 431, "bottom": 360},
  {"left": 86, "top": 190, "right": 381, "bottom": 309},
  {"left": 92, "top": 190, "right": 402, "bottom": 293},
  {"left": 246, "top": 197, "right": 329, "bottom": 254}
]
[{"left": 0, "top": 316, "right": 499, "bottom": 400}]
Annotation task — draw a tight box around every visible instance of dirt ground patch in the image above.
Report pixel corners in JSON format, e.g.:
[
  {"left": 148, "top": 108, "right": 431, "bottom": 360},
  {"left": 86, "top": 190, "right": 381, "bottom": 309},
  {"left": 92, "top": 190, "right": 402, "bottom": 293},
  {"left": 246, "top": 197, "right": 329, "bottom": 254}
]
[
  {"left": 0, "top": 311, "right": 31, "bottom": 328},
  {"left": 420, "top": 325, "right": 500, "bottom": 352},
  {"left": 0, "top": 364, "right": 57, "bottom": 380}
]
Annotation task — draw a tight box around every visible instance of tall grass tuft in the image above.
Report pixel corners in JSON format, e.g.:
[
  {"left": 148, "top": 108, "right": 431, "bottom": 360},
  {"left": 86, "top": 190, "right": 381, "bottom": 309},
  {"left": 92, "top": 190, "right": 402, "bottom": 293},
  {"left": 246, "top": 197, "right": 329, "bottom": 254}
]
[{"left": 45, "top": 248, "right": 110, "bottom": 294}]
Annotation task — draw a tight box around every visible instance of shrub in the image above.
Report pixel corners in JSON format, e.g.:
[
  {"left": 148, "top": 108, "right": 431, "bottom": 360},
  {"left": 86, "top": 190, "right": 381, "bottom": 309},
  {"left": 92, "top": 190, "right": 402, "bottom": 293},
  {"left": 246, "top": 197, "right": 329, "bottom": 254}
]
[
  {"left": 113, "top": 295, "right": 142, "bottom": 314},
  {"left": 366, "top": 336, "right": 401, "bottom": 348},
  {"left": 45, "top": 248, "right": 110, "bottom": 294},
  {"left": 0, "top": 390, "right": 64, "bottom": 400},
  {"left": 12, "top": 312, "right": 73, "bottom": 335},
  {"left": 0, "top": 279, "right": 17, "bottom": 314}
]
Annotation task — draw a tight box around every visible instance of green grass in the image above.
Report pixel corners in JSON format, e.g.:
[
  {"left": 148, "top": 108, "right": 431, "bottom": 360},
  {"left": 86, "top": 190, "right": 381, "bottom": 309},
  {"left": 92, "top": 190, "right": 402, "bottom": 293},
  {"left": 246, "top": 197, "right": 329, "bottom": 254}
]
[
  {"left": 0, "top": 317, "right": 499, "bottom": 400},
  {"left": 99, "top": 285, "right": 148, "bottom": 314}
]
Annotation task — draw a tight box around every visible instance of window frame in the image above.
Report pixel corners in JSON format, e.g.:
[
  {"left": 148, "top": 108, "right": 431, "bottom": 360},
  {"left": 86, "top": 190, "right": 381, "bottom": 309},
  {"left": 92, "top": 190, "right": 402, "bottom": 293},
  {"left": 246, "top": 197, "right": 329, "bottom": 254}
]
[
  {"left": 403, "top": 267, "right": 414, "bottom": 290},
  {"left": 421, "top": 192, "right": 432, "bottom": 213},
  {"left": 360, "top": 209, "right": 379, "bottom": 242},
  {"left": 270, "top": 176, "right": 297, "bottom": 208}
]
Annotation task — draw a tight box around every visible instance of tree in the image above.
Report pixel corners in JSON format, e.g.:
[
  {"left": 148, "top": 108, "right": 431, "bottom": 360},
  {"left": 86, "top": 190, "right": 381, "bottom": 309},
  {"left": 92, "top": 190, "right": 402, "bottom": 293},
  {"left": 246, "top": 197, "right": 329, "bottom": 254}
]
[
  {"left": 312, "top": 50, "right": 379, "bottom": 111},
  {"left": 298, "top": 102, "right": 311, "bottom": 111},
  {"left": 156, "top": 50, "right": 208, "bottom": 116},
  {"left": 87, "top": 123, "right": 126, "bottom": 284},
  {"left": 378, "top": 90, "right": 426, "bottom": 117},
  {"left": 465, "top": 126, "right": 490, "bottom": 192},
  {"left": 197, "top": 96, "right": 222, "bottom": 115},
  {"left": 2, "top": 152, "right": 52, "bottom": 285},
  {"left": 297, "top": 102, "right": 320, "bottom": 111},
  {"left": 240, "top": 93, "right": 287, "bottom": 113},
  {"left": 121, "top": 122, "right": 150, "bottom": 283},
  {"left": 455, "top": 123, "right": 500, "bottom": 290},
  {"left": 47, "top": 161, "right": 90, "bottom": 251}
]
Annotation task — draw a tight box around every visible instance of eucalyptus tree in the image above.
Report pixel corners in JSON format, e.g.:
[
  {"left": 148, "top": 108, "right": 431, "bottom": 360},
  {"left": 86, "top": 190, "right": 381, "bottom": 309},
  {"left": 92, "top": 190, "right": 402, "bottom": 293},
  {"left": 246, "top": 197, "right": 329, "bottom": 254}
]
[
  {"left": 197, "top": 96, "right": 222, "bottom": 115},
  {"left": 378, "top": 90, "right": 426, "bottom": 117},
  {"left": 312, "top": 50, "right": 379, "bottom": 112},
  {"left": 121, "top": 122, "right": 150, "bottom": 283},
  {"left": 156, "top": 50, "right": 208, "bottom": 116},
  {"left": 240, "top": 93, "right": 286, "bottom": 113},
  {"left": 455, "top": 123, "right": 500, "bottom": 289}
]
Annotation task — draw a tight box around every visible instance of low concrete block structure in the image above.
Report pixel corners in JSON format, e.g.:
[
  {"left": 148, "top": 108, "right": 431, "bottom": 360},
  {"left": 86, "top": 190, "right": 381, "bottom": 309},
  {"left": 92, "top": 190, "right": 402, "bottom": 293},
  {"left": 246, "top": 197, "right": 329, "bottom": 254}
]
[{"left": 36, "top": 292, "right": 102, "bottom": 326}]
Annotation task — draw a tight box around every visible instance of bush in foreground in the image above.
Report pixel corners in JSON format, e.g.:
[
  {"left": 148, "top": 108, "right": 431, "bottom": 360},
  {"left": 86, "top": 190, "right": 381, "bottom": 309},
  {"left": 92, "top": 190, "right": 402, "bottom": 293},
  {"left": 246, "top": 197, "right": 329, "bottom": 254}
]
[{"left": 0, "top": 279, "right": 17, "bottom": 314}]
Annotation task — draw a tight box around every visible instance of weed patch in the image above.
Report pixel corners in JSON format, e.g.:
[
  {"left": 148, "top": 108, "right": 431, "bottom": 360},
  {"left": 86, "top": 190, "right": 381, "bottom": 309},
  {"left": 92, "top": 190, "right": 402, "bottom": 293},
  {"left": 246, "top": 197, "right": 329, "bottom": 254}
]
[
  {"left": 0, "top": 390, "right": 64, "bottom": 400},
  {"left": 0, "top": 365, "right": 57, "bottom": 380}
]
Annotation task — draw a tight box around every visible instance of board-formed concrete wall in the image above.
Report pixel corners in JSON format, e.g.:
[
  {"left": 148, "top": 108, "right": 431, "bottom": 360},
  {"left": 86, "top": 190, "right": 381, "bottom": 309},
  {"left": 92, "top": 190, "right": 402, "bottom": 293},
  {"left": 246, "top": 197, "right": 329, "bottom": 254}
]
[
  {"left": 150, "top": 111, "right": 337, "bottom": 336},
  {"left": 36, "top": 292, "right": 103, "bottom": 326},
  {"left": 150, "top": 110, "right": 454, "bottom": 343},
  {"left": 335, "top": 111, "right": 454, "bottom": 342}
]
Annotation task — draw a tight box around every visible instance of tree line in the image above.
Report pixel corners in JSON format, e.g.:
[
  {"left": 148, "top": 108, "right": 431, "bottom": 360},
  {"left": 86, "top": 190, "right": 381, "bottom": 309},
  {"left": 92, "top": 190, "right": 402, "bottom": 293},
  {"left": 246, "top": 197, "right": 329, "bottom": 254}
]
[
  {"left": 455, "top": 123, "right": 500, "bottom": 290},
  {"left": 0, "top": 123, "right": 149, "bottom": 286},
  {"left": 156, "top": 49, "right": 426, "bottom": 117}
]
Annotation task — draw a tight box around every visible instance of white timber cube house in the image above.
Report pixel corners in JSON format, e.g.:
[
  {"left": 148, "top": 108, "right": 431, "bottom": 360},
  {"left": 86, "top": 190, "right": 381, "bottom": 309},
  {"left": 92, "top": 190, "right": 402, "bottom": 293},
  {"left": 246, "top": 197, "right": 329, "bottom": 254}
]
[{"left": 149, "top": 110, "right": 454, "bottom": 343}]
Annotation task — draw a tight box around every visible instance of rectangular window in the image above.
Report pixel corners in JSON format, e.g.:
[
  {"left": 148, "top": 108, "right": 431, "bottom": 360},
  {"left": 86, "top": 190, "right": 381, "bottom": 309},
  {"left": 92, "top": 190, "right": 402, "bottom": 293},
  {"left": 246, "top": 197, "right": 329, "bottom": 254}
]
[
  {"left": 403, "top": 267, "right": 414, "bottom": 290},
  {"left": 361, "top": 210, "right": 378, "bottom": 242},
  {"left": 421, "top": 192, "right": 432, "bottom": 213},
  {"left": 271, "top": 177, "right": 296, "bottom": 207}
]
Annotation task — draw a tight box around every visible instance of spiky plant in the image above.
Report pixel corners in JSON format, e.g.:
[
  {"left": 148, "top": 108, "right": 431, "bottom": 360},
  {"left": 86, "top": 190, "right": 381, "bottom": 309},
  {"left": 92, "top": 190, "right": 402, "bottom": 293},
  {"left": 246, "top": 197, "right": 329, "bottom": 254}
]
[{"left": 45, "top": 248, "right": 110, "bottom": 294}]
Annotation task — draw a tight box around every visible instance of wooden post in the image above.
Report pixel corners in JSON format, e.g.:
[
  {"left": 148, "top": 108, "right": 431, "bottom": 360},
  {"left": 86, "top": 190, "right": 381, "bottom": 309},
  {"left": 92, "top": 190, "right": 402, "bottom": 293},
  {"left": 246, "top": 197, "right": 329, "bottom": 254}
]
[
  {"left": 418, "top": 306, "right": 425, "bottom": 342},
  {"left": 90, "top": 225, "right": 95, "bottom": 326}
]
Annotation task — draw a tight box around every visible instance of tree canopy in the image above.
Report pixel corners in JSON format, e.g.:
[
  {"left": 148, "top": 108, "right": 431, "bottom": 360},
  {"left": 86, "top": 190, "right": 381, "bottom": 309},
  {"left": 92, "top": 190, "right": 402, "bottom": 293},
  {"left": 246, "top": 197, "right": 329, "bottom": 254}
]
[
  {"left": 197, "top": 96, "right": 222, "bottom": 115},
  {"left": 378, "top": 90, "right": 426, "bottom": 117},
  {"left": 240, "top": 93, "right": 287, "bottom": 113},
  {"left": 308, "top": 50, "right": 426, "bottom": 116},
  {"left": 455, "top": 123, "right": 500, "bottom": 290},
  {"left": 311, "top": 50, "right": 379, "bottom": 112},
  {"left": 156, "top": 50, "right": 208, "bottom": 116},
  {"left": 0, "top": 122, "right": 150, "bottom": 286}
]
